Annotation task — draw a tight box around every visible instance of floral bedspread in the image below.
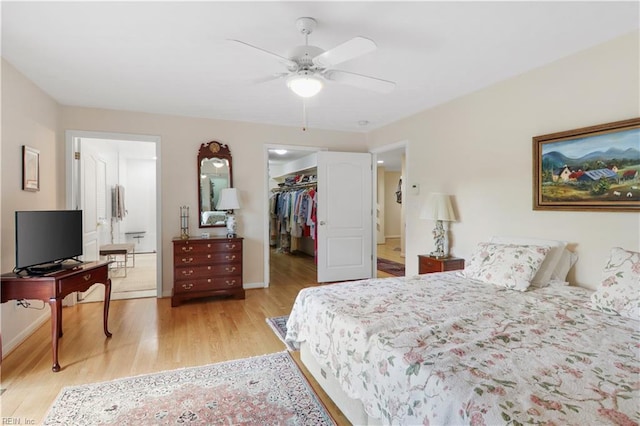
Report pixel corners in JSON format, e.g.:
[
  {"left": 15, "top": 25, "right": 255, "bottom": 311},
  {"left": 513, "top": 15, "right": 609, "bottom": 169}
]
[{"left": 285, "top": 273, "right": 639, "bottom": 425}]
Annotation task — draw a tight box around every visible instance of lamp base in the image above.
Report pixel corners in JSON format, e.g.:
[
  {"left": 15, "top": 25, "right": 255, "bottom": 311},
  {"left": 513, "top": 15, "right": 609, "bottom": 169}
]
[{"left": 226, "top": 213, "right": 237, "bottom": 238}]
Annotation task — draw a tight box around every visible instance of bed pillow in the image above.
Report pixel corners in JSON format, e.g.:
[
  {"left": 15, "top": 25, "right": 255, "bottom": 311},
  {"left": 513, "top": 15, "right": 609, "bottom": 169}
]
[
  {"left": 550, "top": 248, "right": 578, "bottom": 283},
  {"left": 490, "top": 236, "right": 566, "bottom": 287},
  {"left": 590, "top": 247, "right": 640, "bottom": 321},
  {"left": 463, "top": 242, "right": 551, "bottom": 291}
]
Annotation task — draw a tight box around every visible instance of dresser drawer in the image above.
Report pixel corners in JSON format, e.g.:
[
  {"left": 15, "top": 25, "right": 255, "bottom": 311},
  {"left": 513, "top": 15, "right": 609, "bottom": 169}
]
[
  {"left": 174, "top": 251, "right": 242, "bottom": 266},
  {"left": 173, "top": 275, "right": 243, "bottom": 294},
  {"left": 418, "top": 256, "right": 465, "bottom": 274},
  {"left": 175, "top": 263, "right": 241, "bottom": 280},
  {"left": 174, "top": 240, "right": 242, "bottom": 255}
]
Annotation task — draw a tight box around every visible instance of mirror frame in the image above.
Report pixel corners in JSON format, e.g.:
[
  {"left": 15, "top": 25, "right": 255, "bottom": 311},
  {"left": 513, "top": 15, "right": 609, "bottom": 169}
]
[{"left": 198, "top": 141, "right": 233, "bottom": 228}]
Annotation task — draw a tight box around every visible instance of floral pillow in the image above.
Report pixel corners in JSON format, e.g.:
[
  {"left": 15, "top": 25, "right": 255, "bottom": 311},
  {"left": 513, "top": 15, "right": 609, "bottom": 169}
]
[
  {"left": 462, "top": 242, "right": 551, "bottom": 291},
  {"left": 590, "top": 247, "right": 640, "bottom": 321}
]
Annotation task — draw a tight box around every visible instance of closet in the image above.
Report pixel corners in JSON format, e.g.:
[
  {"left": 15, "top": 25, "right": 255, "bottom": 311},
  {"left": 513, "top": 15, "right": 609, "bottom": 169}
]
[{"left": 268, "top": 152, "right": 318, "bottom": 277}]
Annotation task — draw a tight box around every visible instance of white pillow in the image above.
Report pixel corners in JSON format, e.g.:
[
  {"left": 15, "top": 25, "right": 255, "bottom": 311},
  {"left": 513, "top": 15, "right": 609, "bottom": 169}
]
[
  {"left": 490, "top": 236, "right": 566, "bottom": 287},
  {"left": 462, "top": 242, "right": 551, "bottom": 291},
  {"left": 550, "top": 248, "right": 578, "bottom": 283},
  {"left": 590, "top": 247, "right": 640, "bottom": 321}
]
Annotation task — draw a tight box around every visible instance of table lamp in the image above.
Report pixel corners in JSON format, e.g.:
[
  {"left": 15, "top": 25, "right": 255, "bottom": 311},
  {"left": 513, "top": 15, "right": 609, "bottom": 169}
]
[
  {"left": 419, "top": 193, "right": 457, "bottom": 258},
  {"left": 216, "top": 188, "right": 241, "bottom": 237}
]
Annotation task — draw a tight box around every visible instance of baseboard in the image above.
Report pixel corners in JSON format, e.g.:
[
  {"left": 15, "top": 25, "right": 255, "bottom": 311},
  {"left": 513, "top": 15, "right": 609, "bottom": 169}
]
[
  {"left": 244, "top": 282, "right": 265, "bottom": 289},
  {"left": 2, "top": 310, "right": 50, "bottom": 360}
]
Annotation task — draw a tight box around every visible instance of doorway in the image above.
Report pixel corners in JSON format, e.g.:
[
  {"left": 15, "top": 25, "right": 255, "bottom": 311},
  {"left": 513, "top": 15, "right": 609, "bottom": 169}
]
[
  {"left": 265, "top": 145, "right": 321, "bottom": 288},
  {"left": 372, "top": 142, "right": 407, "bottom": 276},
  {"left": 66, "top": 130, "right": 162, "bottom": 302}
]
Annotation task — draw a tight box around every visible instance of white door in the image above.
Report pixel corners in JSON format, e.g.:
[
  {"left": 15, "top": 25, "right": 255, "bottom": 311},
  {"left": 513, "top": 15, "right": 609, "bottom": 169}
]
[
  {"left": 317, "top": 151, "right": 373, "bottom": 282},
  {"left": 77, "top": 142, "right": 108, "bottom": 301}
]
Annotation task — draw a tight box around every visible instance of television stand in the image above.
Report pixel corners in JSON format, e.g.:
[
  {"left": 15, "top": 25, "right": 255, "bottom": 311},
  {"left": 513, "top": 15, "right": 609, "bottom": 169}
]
[{"left": 1, "top": 261, "right": 112, "bottom": 372}]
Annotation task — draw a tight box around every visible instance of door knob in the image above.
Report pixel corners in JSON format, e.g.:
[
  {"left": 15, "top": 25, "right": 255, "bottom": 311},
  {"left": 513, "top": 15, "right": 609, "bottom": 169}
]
[{"left": 319, "top": 221, "right": 326, "bottom": 225}]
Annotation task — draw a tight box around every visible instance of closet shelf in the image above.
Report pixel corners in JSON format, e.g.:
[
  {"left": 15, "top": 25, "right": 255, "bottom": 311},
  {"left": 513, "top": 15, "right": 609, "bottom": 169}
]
[{"left": 271, "top": 182, "right": 317, "bottom": 192}]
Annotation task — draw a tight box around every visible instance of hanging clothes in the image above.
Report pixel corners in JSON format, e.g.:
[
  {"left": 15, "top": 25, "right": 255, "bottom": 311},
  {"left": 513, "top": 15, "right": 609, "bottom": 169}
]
[
  {"left": 270, "top": 185, "right": 317, "bottom": 256},
  {"left": 395, "top": 178, "right": 402, "bottom": 204}
]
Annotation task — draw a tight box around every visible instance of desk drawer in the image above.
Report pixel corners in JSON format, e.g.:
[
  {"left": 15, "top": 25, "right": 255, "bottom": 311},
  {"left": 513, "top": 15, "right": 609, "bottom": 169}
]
[{"left": 58, "top": 267, "right": 109, "bottom": 294}]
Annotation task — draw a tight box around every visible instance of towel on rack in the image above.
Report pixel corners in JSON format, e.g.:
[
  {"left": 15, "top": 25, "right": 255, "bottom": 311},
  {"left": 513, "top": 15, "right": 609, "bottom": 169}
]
[{"left": 112, "top": 184, "right": 127, "bottom": 221}]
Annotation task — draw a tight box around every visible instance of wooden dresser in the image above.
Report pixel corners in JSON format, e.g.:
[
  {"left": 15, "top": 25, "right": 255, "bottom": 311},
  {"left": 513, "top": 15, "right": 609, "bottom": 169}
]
[
  {"left": 172, "top": 236, "right": 244, "bottom": 307},
  {"left": 418, "top": 255, "right": 465, "bottom": 274}
]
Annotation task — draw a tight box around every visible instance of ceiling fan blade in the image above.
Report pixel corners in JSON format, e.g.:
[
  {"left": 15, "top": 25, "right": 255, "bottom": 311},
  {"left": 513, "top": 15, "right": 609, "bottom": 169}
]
[
  {"left": 252, "top": 73, "right": 289, "bottom": 85},
  {"left": 312, "top": 36, "right": 377, "bottom": 68},
  {"left": 228, "top": 39, "right": 297, "bottom": 69},
  {"left": 324, "top": 70, "right": 396, "bottom": 94}
]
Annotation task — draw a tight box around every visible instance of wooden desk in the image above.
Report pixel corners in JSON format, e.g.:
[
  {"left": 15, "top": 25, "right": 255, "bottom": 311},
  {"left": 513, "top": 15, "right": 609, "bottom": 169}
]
[{"left": 1, "top": 261, "right": 112, "bottom": 372}]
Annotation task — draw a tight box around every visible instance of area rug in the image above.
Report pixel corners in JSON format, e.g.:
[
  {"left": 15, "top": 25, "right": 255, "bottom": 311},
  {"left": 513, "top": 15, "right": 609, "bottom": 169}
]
[
  {"left": 377, "top": 257, "right": 405, "bottom": 276},
  {"left": 43, "top": 352, "right": 334, "bottom": 425},
  {"left": 266, "top": 315, "right": 297, "bottom": 351}
]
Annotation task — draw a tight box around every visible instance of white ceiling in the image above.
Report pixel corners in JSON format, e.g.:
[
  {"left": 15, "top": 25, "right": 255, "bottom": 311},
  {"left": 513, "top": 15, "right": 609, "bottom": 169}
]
[{"left": 2, "top": 2, "right": 638, "bottom": 133}]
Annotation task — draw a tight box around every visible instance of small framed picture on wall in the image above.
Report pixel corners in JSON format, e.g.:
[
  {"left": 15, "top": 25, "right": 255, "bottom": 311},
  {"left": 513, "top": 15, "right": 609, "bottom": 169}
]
[{"left": 22, "top": 145, "right": 40, "bottom": 192}]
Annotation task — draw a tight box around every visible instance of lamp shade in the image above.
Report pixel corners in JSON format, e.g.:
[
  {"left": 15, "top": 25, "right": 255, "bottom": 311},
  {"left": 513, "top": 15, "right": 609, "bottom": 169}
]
[
  {"left": 216, "top": 188, "right": 240, "bottom": 211},
  {"left": 287, "top": 73, "right": 323, "bottom": 98},
  {"left": 420, "top": 193, "right": 457, "bottom": 221}
]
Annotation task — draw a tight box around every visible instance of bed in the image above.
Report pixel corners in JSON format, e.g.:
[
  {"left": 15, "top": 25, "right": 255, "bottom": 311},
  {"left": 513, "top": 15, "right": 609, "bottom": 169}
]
[{"left": 285, "top": 242, "right": 639, "bottom": 425}]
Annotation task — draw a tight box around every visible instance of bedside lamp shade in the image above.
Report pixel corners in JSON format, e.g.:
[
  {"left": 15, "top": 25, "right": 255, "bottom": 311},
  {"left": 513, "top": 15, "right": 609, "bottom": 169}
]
[
  {"left": 216, "top": 188, "right": 240, "bottom": 211},
  {"left": 420, "top": 193, "right": 457, "bottom": 258},
  {"left": 216, "top": 188, "right": 240, "bottom": 237},
  {"left": 420, "top": 193, "right": 457, "bottom": 222}
]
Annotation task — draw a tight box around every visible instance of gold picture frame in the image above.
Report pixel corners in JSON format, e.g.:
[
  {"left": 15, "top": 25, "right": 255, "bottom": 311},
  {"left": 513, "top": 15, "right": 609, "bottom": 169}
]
[
  {"left": 533, "top": 118, "right": 640, "bottom": 212},
  {"left": 22, "top": 145, "right": 40, "bottom": 192}
]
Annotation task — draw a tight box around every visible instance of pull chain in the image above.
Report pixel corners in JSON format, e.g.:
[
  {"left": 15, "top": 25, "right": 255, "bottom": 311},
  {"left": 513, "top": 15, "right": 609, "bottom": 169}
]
[{"left": 302, "top": 99, "right": 308, "bottom": 132}]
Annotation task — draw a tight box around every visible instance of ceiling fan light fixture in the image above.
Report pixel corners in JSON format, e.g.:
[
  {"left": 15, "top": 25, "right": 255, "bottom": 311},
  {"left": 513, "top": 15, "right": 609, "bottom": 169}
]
[{"left": 287, "top": 72, "right": 323, "bottom": 98}]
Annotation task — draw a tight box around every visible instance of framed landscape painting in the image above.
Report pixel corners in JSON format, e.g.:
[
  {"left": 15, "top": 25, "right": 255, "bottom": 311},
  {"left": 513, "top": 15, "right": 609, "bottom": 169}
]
[{"left": 533, "top": 118, "right": 640, "bottom": 212}]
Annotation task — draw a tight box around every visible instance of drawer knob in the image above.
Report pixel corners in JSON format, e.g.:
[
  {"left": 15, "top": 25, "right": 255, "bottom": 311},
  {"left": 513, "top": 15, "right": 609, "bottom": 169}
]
[
  {"left": 225, "top": 255, "right": 236, "bottom": 261},
  {"left": 182, "top": 246, "right": 193, "bottom": 252},
  {"left": 225, "top": 266, "right": 236, "bottom": 273},
  {"left": 181, "top": 283, "right": 193, "bottom": 290},
  {"left": 182, "top": 270, "right": 193, "bottom": 276},
  {"left": 225, "top": 244, "right": 236, "bottom": 249},
  {"left": 182, "top": 257, "right": 193, "bottom": 263},
  {"left": 225, "top": 280, "right": 236, "bottom": 286},
  {"left": 83, "top": 274, "right": 92, "bottom": 281}
]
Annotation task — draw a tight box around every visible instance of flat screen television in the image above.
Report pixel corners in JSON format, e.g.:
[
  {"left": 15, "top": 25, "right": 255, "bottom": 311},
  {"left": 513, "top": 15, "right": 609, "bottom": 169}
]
[{"left": 15, "top": 210, "right": 83, "bottom": 274}]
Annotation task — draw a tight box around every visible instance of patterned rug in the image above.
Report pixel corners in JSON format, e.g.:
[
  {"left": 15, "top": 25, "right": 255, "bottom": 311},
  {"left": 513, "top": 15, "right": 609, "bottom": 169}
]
[
  {"left": 266, "top": 315, "right": 297, "bottom": 351},
  {"left": 43, "top": 352, "right": 334, "bottom": 425},
  {"left": 377, "top": 257, "right": 405, "bottom": 276}
]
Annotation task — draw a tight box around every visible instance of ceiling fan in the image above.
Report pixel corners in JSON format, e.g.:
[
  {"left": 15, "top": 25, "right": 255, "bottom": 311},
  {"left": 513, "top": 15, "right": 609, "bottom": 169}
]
[{"left": 229, "top": 17, "right": 396, "bottom": 98}]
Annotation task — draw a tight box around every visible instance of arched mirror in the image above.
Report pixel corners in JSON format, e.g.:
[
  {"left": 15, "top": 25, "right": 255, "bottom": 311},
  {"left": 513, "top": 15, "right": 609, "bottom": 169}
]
[{"left": 198, "top": 141, "right": 233, "bottom": 228}]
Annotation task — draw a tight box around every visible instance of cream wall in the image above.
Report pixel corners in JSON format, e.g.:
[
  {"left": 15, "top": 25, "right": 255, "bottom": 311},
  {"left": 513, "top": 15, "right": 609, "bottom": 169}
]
[
  {"left": 59, "top": 107, "right": 367, "bottom": 296},
  {"left": 1, "top": 59, "right": 61, "bottom": 352},
  {"left": 368, "top": 31, "right": 640, "bottom": 289}
]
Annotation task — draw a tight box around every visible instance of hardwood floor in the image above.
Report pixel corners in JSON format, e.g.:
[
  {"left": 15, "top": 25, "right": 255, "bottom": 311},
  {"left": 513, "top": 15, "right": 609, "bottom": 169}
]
[
  {"left": 377, "top": 237, "right": 404, "bottom": 264},
  {"left": 1, "top": 240, "right": 402, "bottom": 424}
]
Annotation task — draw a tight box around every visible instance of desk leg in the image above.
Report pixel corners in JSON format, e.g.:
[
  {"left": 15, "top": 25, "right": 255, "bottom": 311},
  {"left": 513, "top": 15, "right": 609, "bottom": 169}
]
[
  {"left": 103, "top": 278, "right": 113, "bottom": 338},
  {"left": 49, "top": 298, "right": 61, "bottom": 372}
]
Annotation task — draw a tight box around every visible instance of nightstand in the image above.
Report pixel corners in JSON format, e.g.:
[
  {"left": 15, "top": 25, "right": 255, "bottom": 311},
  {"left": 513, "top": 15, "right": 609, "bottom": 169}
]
[{"left": 418, "top": 255, "right": 465, "bottom": 274}]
